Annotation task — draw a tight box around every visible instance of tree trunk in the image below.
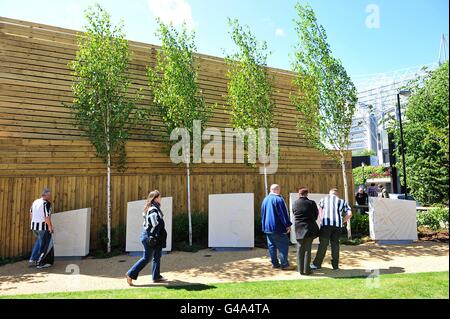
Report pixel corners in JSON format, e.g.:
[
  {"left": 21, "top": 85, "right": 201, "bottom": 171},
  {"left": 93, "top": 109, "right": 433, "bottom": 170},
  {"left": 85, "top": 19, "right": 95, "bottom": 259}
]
[
  {"left": 340, "top": 151, "right": 352, "bottom": 239},
  {"left": 107, "top": 151, "right": 112, "bottom": 253},
  {"left": 263, "top": 163, "right": 268, "bottom": 196},
  {"left": 187, "top": 162, "right": 192, "bottom": 246}
]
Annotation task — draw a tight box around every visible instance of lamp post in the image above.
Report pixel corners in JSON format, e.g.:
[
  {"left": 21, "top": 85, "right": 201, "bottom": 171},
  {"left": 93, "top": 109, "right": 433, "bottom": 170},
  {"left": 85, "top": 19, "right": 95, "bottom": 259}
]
[
  {"left": 361, "top": 162, "right": 366, "bottom": 187},
  {"left": 396, "top": 89, "right": 411, "bottom": 198}
]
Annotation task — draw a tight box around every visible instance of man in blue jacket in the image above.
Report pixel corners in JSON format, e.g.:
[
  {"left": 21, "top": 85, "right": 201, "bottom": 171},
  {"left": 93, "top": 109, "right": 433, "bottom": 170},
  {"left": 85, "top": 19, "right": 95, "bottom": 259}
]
[{"left": 261, "top": 184, "right": 293, "bottom": 270}]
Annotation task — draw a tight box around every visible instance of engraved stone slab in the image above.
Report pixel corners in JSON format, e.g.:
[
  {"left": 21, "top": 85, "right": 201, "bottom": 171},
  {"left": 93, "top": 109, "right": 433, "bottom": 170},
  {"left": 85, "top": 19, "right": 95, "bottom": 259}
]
[
  {"left": 52, "top": 208, "right": 91, "bottom": 257},
  {"left": 368, "top": 197, "right": 418, "bottom": 241},
  {"left": 208, "top": 193, "right": 254, "bottom": 248}
]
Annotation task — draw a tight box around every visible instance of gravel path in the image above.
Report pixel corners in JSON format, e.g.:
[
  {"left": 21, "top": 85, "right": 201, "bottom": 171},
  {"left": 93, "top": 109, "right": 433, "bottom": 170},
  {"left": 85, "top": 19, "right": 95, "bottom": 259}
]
[{"left": 0, "top": 241, "right": 448, "bottom": 296}]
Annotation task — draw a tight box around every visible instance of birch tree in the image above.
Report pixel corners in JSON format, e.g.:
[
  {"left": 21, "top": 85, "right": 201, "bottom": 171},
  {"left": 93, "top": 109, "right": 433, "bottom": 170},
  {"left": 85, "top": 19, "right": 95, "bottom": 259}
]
[
  {"left": 148, "top": 20, "right": 213, "bottom": 246},
  {"left": 225, "top": 18, "right": 275, "bottom": 195},
  {"left": 291, "top": 3, "right": 357, "bottom": 238},
  {"left": 69, "top": 4, "right": 142, "bottom": 252}
]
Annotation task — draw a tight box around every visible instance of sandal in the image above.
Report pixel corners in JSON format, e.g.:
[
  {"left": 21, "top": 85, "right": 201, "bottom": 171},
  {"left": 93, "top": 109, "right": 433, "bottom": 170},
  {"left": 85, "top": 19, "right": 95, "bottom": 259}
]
[{"left": 126, "top": 275, "right": 134, "bottom": 286}]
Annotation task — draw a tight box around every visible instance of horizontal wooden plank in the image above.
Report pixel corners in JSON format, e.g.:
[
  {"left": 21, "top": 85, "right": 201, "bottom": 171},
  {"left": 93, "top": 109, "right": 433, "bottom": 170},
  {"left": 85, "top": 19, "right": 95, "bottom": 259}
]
[{"left": 0, "top": 18, "right": 297, "bottom": 77}]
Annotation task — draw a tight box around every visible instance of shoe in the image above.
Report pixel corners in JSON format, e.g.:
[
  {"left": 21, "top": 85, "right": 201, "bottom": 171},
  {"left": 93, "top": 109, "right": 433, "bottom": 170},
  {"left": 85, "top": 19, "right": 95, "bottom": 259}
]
[
  {"left": 332, "top": 267, "right": 340, "bottom": 271},
  {"left": 28, "top": 260, "right": 37, "bottom": 267},
  {"left": 310, "top": 264, "right": 321, "bottom": 270},
  {"left": 272, "top": 264, "right": 281, "bottom": 269},
  {"left": 281, "top": 265, "right": 295, "bottom": 271},
  {"left": 36, "top": 263, "right": 52, "bottom": 269},
  {"left": 126, "top": 275, "right": 134, "bottom": 286},
  {"left": 153, "top": 277, "right": 168, "bottom": 283}
]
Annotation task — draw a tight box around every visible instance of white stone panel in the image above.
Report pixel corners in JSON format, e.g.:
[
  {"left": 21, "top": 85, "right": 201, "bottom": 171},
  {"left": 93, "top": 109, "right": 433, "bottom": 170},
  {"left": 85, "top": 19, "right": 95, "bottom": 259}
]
[
  {"left": 368, "top": 197, "right": 418, "bottom": 241},
  {"left": 52, "top": 208, "right": 91, "bottom": 257},
  {"left": 125, "top": 197, "right": 173, "bottom": 252},
  {"left": 208, "top": 193, "right": 254, "bottom": 248}
]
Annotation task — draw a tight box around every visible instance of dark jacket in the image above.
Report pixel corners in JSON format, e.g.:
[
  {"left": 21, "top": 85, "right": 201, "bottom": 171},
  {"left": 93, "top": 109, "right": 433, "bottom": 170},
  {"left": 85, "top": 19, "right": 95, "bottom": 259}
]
[
  {"left": 144, "top": 203, "right": 167, "bottom": 249},
  {"left": 355, "top": 192, "right": 368, "bottom": 205},
  {"left": 292, "top": 197, "right": 319, "bottom": 240},
  {"left": 261, "top": 193, "right": 292, "bottom": 234}
]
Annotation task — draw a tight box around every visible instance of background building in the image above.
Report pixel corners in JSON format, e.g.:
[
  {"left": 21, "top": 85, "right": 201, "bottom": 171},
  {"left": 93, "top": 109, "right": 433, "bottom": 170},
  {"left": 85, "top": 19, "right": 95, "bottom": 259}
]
[
  {"left": 351, "top": 63, "right": 440, "bottom": 167},
  {"left": 349, "top": 107, "right": 378, "bottom": 165}
]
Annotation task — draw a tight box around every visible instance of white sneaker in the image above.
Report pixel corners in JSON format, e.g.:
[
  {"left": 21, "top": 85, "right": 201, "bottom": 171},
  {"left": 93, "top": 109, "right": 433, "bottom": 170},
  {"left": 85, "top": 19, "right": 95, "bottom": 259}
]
[{"left": 36, "top": 263, "right": 52, "bottom": 269}]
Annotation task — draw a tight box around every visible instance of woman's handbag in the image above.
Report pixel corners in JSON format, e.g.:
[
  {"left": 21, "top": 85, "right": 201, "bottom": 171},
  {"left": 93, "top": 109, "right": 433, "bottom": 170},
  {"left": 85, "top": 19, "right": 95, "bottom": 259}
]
[
  {"left": 147, "top": 230, "right": 166, "bottom": 248},
  {"left": 147, "top": 236, "right": 158, "bottom": 248}
]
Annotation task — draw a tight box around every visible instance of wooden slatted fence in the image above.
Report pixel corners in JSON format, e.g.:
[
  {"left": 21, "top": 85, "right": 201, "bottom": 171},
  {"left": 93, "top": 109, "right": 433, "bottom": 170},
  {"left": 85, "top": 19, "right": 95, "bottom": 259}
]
[{"left": 0, "top": 17, "right": 353, "bottom": 258}]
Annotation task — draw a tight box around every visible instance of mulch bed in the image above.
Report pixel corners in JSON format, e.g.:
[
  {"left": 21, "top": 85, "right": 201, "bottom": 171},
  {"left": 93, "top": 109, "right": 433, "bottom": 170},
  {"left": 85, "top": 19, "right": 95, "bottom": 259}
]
[{"left": 418, "top": 227, "right": 449, "bottom": 243}]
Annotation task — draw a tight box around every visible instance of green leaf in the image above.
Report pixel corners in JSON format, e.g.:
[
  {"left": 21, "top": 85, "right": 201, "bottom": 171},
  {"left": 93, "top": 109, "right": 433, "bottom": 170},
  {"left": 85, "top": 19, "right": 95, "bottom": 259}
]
[{"left": 68, "top": 3, "right": 144, "bottom": 170}]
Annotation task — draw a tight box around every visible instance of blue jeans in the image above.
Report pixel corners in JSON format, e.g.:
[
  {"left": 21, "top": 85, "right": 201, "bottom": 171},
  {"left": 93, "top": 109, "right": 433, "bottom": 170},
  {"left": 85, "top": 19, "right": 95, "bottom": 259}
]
[
  {"left": 127, "top": 231, "right": 162, "bottom": 281},
  {"left": 30, "top": 230, "right": 47, "bottom": 261},
  {"left": 266, "top": 232, "right": 290, "bottom": 268}
]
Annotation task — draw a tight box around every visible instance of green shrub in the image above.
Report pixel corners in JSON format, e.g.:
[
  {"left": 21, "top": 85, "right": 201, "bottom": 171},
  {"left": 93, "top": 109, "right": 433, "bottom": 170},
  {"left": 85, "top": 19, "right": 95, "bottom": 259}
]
[
  {"left": 172, "top": 241, "right": 205, "bottom": 253},
  {"left": 254, "top": 213, "right": 266, "bottom": 248},
  {"left": 99, "top": 224, "right": 126, "bottom": 252},
  {"left": 172, "top": 212, "right": 208, "bottom": 250},
  {"left": 0, "top": 255, "right": 27, "bottom": 266},
  {"left": 417, "top": 206, "right": 449, "bottom": 231},
  {"left": 172, "top": 212, "right": 267, "bottom": 250},
  {"left": 340, "top": 236, "right": 371, "bottom": 245},
  {"left": 350, "top": 213, "right": 370, "bottom": 237}
]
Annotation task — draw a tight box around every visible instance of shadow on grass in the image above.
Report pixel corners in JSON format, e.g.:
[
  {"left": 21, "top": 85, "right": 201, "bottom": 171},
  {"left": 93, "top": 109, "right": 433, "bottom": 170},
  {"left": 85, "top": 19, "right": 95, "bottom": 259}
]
[
  {"left": 165, "top": 284, "right": 217, "bottom": 292},
  {"left": 131, "top": 279, "right": 217, "bottom": 292},
  {"left": 309, "top": 266, "right": 406, "bottom": 279}
]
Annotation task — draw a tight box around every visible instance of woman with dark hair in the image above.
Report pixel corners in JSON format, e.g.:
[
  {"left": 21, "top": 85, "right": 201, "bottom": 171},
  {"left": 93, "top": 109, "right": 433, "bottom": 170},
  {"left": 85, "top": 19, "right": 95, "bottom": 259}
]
[{"left": 126, "top": 190, "right": 167, "bottom": 285}]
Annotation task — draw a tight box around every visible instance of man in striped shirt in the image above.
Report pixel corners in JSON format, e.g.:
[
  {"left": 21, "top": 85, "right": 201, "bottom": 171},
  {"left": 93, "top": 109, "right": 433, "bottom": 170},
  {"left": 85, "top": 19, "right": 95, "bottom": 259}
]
[
  {"left": 311, "top": 188, "right": 352, "bottom": 270},
  {"left": 29, "top": 188, "right": 54, "bottom": 268}
]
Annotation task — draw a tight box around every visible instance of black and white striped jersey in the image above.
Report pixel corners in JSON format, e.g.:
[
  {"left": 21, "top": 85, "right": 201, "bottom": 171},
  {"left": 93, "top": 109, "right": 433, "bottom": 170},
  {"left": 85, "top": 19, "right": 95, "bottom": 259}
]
[
  {"left": 318, "top": 195, "right": 351, "bottom": 228},
  {"left": 30, "top": 198, "right": 51, "bottom": 231}
]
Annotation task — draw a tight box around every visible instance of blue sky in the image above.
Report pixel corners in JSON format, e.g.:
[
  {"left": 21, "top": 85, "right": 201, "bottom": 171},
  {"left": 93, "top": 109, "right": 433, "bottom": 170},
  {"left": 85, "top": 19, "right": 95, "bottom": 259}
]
[{"left": 0, "top": 0, "right": 448, "bottom": 78}]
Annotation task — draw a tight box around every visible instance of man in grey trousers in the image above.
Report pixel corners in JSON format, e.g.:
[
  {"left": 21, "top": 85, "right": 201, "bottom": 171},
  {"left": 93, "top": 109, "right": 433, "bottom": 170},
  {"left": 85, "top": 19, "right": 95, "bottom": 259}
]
[{"left": 292, "top": 187, "right": 319, "bottom": 275}]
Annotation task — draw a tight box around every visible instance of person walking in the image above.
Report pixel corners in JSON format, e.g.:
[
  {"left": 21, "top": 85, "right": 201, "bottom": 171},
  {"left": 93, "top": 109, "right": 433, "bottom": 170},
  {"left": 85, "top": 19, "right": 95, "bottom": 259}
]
[
  {"left": 29, "top": 188, "right": 54, "bottom": 269},
  {"left": 261, "top": 184, "right": 293, "bottom": 270},
  {"left": 292, "top": 187, "right": 319, "bottom": 275},
  {"left": 126, "top": 190, "right": 168, "bottom": 285},
  {"left": 311, "top": 188, "right": 352, "bottom": 271}
]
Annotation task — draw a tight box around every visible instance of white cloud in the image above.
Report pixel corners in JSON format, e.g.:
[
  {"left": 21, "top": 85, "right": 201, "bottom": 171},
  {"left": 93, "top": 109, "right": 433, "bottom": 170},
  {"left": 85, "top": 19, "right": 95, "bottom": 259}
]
[
  {"left": 275, "top": 27, "right": 285, "bottom": 37},
  {"left": 147, "top": 0, "right": 195, "bottom": 29}
]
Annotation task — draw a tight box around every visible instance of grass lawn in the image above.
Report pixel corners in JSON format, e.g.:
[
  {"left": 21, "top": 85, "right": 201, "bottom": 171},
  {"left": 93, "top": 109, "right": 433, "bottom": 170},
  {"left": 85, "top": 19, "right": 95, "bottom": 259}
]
[{"left": 2, "top": 271, "right": 448, "bottom": 299}]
